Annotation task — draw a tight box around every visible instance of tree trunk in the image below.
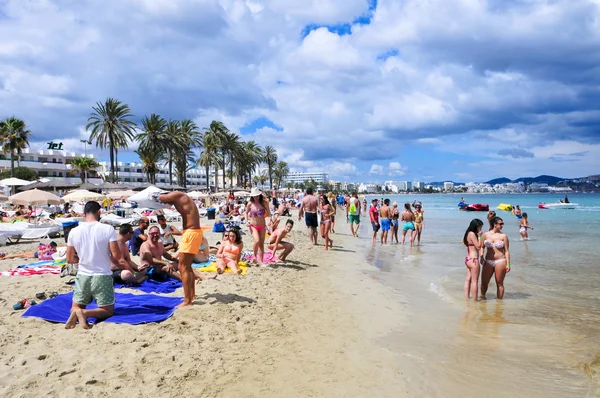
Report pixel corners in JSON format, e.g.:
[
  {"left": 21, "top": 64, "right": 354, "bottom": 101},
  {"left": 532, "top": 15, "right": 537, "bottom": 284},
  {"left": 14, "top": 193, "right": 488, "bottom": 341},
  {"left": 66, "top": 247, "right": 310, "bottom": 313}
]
[
  {"left": 115, "top": 148, "right": 119, "bottom": 182},
  {"left": 205, "top": 165, "right": 210, "bottom": 192},
  {"left": 168, "top": 151, "right": 173, "bottom": 185},
  {"left": 221, "top": 154, "right": 226, "bottom": 189},
  {"left": 109, "top": 144, "right": 115, "bottom": 182},
  {"left": 268, "top": 165, "right": 273, "bottom": 190},
  {"left": 10, "top": 149, "right": 15, "bottom": 178}
]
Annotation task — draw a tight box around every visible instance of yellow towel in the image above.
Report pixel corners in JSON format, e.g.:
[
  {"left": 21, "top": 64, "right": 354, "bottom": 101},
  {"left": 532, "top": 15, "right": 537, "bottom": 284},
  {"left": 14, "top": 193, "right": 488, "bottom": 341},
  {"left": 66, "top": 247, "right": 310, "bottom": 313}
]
[{"left": 198, "top": 261, "right": 247, "bottom": 275}]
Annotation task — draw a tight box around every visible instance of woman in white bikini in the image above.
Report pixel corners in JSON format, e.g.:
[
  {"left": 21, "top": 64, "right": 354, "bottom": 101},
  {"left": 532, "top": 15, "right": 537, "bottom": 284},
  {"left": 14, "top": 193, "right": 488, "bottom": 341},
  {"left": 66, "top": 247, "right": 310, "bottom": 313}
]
[
  {"left": 319, "top": 196, "right": 334, "bottom": 250},
  {"left": 463, "top": 219, "right": 484, "bottom": 302},
  {"left": 519, "top": 212, "right": 534, "bottom": 240},
  {"left": 245, "top": 188, "right": 270, "bottom": 266},
  {"left": 480, "top": 216, "right": 511, "bottom": 300}
]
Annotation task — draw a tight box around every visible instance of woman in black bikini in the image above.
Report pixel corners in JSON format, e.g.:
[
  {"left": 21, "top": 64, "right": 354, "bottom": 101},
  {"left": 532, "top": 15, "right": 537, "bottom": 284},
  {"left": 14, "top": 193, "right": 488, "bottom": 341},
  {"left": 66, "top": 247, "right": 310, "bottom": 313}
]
[
  {"left": 463, "top": 219, "right": 483, "bottom": 302},
  {"left": 481, "top": 216, "right": 511, "bottom": 300}
]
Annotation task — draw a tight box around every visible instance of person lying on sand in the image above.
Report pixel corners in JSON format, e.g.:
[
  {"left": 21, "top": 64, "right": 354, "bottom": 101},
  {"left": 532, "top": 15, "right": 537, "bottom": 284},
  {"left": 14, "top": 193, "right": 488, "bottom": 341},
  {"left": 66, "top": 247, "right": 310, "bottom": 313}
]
[
  {"left": 268, "top": 220, "right": 295, "bottom": 263},
  {"left": 0, "top": 241, "right": 58, "bottom": 260}
]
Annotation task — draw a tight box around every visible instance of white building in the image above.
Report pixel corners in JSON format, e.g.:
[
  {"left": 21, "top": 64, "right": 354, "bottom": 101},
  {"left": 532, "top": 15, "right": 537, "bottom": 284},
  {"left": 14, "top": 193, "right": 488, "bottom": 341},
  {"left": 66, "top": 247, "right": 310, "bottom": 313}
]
[
  {"left": 282, "top": 171, "right": 329, "bottom": 186},
  {"left": 0, "top": 147, "right": 103, "bottom": 184},
  {"left": 444, "top": 182, "right": 454, "bottom": 191},
  {"left": 412, "top": 181, "right": 424, "bottom": 191},
  {"left": 529, "top": 183, "right": 550, "bottom": 192},
  {"left": 342, "top": 182, "right": 357, "bottom": 191},
  {"left": 99, "top": 161, "right": 211, "bottom": 188},
  {"left": 384, "top": 181, "right": 399, "bottom": 193},
  {"left": 358, "top": 183, "right": 378, "bottom": 193}
]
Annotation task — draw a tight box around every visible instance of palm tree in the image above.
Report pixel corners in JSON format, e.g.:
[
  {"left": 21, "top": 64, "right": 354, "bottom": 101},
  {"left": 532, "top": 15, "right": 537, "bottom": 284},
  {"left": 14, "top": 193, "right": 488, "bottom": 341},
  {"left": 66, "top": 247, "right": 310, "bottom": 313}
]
[
  {"left": 223, "top": 132, "right": 242, "bottom": 187},
  {"left": 86, "top": 98, "right": 136, "bottom": 182},
  {"left": 203, "top": 121, "right": 229, "bottom": 190},
  {"left": 252, "top": 175, "right": 260, "bottom": 187},
  {"left": 273, "top": 161, "right": 290, "bottom": 189},
  {"left": 236, "top": 140, "right": 263, "bottom": 188},
  {"left": 173, "top": 119, "right": 200, "bottom": 188},
  {"left": 0, "top": 117, "right": 31, "bottom": 178},
  {"left": 162, "top": 120, "right": 184, "bottom": 185},
  {"left": 138, "top": 114, "right": 167, "bottom": 154},
  {"left": 263, "top": 145, "right": 278, "bottom": 190},
  {"left": 198, "top": 131, "right": 218, "bottom": 191},
  {"left": 70, "top": 157, "right": 100, "bottom": 183},
  {"left": 136, "top": 147, "right": 161, "bottom": 185},
  {"left": 258, "top": 169, "right": 268, "bottom": 188}
]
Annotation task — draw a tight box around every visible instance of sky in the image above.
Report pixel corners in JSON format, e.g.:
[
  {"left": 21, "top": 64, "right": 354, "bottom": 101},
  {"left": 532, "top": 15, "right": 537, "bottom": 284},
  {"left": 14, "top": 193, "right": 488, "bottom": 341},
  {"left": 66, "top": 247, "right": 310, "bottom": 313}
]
[{"left": 1, "top": 0, "right": 600, "bottom": 183}]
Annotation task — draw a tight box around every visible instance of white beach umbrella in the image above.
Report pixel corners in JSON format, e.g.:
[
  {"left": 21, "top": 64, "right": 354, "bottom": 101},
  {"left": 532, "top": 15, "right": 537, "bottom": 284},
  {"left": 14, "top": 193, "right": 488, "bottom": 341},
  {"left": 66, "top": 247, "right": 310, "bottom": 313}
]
[
  {"left": 107, "top": 190, "right": 136, "bottom": 199},
  {"left": 187, "top": 191, "right": 209, "bottom": 199},
  {"left": 234, "top": 190, "right": 250, "bottom": 197},
  {"left": 62, "top": 189, "right": 107, "bottom": 202},
  {"left": 0, "top": 178, "right": 34, "bottom": 186},
  {"left": 213, "top": 191, "right": 228, "bottom": 197},
  {"left": 127, "top": 186, "right": 171, "bottom": 209},
  {"left": 9, "top": 189, "right": 61, "bottom": 206}
]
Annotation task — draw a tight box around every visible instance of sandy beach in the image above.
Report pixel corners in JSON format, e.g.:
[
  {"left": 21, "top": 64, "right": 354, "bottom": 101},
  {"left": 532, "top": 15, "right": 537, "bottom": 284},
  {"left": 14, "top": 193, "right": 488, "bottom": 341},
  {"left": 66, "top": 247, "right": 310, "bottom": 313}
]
[{"left": 0, "top": 212, "right": 408, "bottom": 397}]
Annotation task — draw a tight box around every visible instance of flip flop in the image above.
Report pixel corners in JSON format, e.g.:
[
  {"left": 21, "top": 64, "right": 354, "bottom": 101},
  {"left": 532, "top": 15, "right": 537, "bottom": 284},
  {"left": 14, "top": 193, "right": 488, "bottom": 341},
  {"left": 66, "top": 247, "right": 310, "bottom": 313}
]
[
  {"left": 65, "top": 278, "right": 75, "bottom": 285},
  {"left": 35, "top": 292, "right": 47, "bottom": 300},
  {"left": 49, "top": 292, "right": 59, "bottom": 298}
]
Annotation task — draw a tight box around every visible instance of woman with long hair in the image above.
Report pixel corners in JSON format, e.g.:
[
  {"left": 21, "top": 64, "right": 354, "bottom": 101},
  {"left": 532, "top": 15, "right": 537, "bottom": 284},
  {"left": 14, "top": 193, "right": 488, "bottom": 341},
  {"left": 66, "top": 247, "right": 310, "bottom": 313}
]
[
  {"left": 463, "top": 219, "right": 484, "bottom": 301},
  {"left": 328, "top": 192, "right": 337, "bottom": 233},
  {"left": 216, "top": 227, "right": 243, "bottom": 274},
  {"left": 519, "top": 212, "right": 534, "bottom": 240},
  {"left": 414, "top": 203, "right": 424, "bottom": 246},
  {"left": 391, "top": 202, "right": 400, "bottom": 243},
  {"left": 245, "top": 188, "right": 270, "bottom": 266},
  {"left": 481, "top": 216, "right": 511, "bottom": 300},
  {"left": 401, "top": 203, "right": 415, "bottom": 246},
  {"left": 319, "top": 195, "right": 334, "bottom": 250}
]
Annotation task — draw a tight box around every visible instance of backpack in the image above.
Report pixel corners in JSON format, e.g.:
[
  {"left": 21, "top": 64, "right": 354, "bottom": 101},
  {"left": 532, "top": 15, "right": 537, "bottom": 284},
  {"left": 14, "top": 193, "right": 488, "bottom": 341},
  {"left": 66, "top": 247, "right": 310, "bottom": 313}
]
[{"left": 349, "top": 201, "right": 357, "bottom": 215}]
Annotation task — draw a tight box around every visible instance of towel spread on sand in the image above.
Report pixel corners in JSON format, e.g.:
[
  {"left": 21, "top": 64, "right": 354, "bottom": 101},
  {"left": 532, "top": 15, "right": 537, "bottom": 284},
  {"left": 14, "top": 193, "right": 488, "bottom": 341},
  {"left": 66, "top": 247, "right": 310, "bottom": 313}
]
[
  {"left": 114, "top": 278, "right": 182, "bottom": 294},
  {"left": 197, "top": 261, "right": 248, "bottom": 275},
  {"left": 0, "top": 266, "right": 61, "bottom": 277},
  {"left": 246, "top": 252, "right": 278, "bottom": 263},
  {"left": 22, "top": 291, "right": 182, "bottom": 325}
]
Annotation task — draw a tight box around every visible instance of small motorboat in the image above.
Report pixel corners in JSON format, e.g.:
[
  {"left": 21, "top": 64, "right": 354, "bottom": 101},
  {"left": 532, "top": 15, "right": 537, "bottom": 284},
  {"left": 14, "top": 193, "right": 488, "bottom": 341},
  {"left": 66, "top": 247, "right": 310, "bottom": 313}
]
[
  {"left": 538, "top": 202, "right": 579, "bottom": 210},
  {"left": 460, "top": 203, "right": 489, "bottom": 211},
  {"left": 458, "top": 201, "right": 468, "bottom": 209},
  {"left": 497, "top": 203, "right": 513, "bottom": 212}
]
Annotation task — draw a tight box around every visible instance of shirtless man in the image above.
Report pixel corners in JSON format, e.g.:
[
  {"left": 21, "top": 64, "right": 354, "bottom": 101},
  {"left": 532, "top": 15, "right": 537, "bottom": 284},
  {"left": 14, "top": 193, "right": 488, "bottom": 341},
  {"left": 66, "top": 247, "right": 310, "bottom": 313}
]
[
  {"left": 346, "top": 192, "right": 361, "bottom": 237},
  {"left": 298, "top": 187, "right": 319, "bottom": 245},
  {"left": 140, "top": 225, "right": 181, "bottom": 282},
  {"left": 268, "top": 219, "right": 295, "bottom": 262},
  {"left": 379, "top": 199, "right": 391, "bottom": 244},
  {"left": 111, "top": 224, "right": 148, "bottom": 285},
  {"left": 157, "top": 191, "right": 205, "bottom": 307}
]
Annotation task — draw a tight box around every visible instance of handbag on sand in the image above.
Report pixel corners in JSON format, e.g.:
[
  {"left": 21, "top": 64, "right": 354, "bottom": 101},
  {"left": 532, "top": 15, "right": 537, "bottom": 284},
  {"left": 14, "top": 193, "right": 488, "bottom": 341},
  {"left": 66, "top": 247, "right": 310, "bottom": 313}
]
[{"left": 60, "top": 263, "right": 78, "bottom": 278}]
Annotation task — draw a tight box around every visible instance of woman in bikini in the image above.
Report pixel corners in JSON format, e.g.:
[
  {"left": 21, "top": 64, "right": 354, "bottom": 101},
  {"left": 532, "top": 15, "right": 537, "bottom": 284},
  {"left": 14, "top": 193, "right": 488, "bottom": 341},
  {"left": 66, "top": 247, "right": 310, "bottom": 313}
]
[
  {"left": 192, "top": 235, "right": 215, "bottom": 263},
  {"left": 463, "top": 219, "right": 484, "bottom": 301},
  {"left": 401, "top": 203, "right": 415, "bottom": 246},
  {"left": 481, "top": 216, "right": 511, "bottom": 300},
  {"left": 215, "top": 228, "right": 243, "bottom": 274},
  {"left": 245, "top": 188, "right": 270, "bottom": 266},
  {"left": 519, "top": 212, "right": 533, "bottom": 240},
  {"left": 414, "top": 203, "right": 424, "bottom": 246},
  {"left": 390, "top": 202, "right": 400, "bottom": 244},
  {"left": 319, "top": 196, "right": 334, "bottom": 250},
  {"left": 328, "top": 192, "right": 337, "bottom": 233}
]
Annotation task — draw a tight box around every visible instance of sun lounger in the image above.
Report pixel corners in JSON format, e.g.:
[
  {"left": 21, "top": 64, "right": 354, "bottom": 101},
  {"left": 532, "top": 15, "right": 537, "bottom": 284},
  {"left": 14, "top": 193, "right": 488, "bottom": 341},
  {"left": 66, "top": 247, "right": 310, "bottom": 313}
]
[
  {"left": 0, "top": 222, "right": 61, "bottom": 243},
  {"left": 100, "top": 213, "right": 141, "bottom": 227}
]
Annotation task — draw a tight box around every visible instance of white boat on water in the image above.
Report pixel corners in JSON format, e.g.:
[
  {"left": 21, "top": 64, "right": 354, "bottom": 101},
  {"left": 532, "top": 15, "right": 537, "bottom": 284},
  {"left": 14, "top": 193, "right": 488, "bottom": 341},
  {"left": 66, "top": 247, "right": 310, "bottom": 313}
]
[{"left": 538, "top": 202, "right": 579, "bottom": 210}]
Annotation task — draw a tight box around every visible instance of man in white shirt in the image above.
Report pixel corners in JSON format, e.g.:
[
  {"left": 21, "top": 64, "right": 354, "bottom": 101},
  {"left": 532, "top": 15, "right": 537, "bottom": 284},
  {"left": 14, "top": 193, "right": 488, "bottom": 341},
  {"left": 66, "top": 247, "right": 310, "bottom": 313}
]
[{"left": 65, "top": 201, "right": 124, "bottom": 329}]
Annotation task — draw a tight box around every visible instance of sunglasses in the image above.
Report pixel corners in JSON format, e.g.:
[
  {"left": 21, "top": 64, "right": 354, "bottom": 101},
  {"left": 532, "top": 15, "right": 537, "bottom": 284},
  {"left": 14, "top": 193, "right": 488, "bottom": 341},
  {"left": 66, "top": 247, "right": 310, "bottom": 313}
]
[
  {"left": 497, "top": 222, "right": 504, "bottom": 225},
  {"left": 149, "top": 232, "right": 160, "bottom": 236}
]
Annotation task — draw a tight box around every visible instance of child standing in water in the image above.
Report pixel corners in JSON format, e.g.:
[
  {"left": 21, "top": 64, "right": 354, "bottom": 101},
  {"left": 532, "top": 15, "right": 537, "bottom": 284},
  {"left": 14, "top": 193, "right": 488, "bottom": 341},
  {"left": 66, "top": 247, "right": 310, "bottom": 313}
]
[{"left": 519, "top": 212, "right": 534, "bottom": 240}]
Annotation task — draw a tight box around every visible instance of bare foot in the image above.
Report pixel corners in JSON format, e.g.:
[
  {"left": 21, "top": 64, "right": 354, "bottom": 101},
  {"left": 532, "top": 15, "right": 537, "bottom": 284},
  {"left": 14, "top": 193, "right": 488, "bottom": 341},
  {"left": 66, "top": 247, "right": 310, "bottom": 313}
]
[
  {"left": 177, "top": 300, "right": 193, "bottom": 308},
  {"left": 75, "top": 308, "right": 89, "bottom": 329},
  {"left": 65, "top": 311, "right": 78, "bottom": 329}
]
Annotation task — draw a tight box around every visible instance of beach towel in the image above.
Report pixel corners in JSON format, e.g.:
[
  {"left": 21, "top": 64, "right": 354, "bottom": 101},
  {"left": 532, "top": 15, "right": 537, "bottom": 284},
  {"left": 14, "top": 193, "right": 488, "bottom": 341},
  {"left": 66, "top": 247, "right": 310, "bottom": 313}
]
[
  {"left": 114, "top": 278, "right": 182, "bottom": 294},
  {"left": 22, "top": 292, "right": 182, "bottom": 325},
  {"left": 16, "top": 260, "right": 55, "bottom": 269},
  {"left": 0, "top": 266, "right": 61, "bottom": 277},
  {"left": 246, "top": 252, "right": 278, "bottom": 263},
  {"left": 197, "top": 261, "right": 248, "bottom": 275},
  {"left": 192, "top": 260, "right": 213, "bottom": 269}
]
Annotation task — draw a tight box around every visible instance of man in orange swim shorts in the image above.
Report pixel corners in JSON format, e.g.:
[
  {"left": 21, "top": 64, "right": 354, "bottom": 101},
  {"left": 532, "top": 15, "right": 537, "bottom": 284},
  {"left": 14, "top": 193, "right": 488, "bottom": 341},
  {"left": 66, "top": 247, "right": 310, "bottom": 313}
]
[{"left": 156, "top": 191, "right": 204, "bottom": 307}]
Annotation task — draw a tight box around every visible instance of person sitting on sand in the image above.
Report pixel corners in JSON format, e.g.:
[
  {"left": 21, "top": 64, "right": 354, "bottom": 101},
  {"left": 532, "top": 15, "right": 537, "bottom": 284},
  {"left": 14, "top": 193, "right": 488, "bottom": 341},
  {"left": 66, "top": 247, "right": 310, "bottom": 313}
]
[
  {"left": 268, "top": 212, "right": 281, "bottom": 234},
  {"left": 111, "top": 224, "right": 149, "bottom": 285},
  {"left": 193, "top": 235, "right": 217, "bottom": 263},
  {"left": 130, "top": 218, "right": 149, "bottom": 256},
  {"left": 268, "top": 219, "right": 295, "bottom": 263},
  {"left": 65, "top": 201, "right": 126, "bottom": 329},
  {"left": 156, "top": 214, "right": 181, "bottom": 252},
  {"left": 140, "top": 225, "right": 183, "bottom": 282},
  {"left": 0, "top": 241, "right": 58, "bottom": 260},
  {"left": 215, "top": 227, "right": 244, "bottom": 274}
]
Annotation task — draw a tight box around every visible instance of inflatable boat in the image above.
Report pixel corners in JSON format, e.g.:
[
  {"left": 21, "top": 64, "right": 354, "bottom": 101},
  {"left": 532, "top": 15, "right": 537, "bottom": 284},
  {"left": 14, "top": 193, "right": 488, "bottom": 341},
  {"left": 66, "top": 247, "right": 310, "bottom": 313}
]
[
  {"left": 497, "top": 203, "right": 513, "bottom": 212},
  {"left": 460, "top": 203, "right": 489, "bottom": 212},
  {"left": 538, "top": 202, "right": 579, "bottom": 210}
]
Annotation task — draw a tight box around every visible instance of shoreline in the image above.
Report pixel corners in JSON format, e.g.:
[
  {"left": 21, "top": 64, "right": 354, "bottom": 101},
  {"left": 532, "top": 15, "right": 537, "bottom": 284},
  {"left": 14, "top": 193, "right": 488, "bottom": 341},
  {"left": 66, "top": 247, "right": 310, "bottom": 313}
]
[{"left": 0, "top": 213, "right": 408, "bottom": 397}]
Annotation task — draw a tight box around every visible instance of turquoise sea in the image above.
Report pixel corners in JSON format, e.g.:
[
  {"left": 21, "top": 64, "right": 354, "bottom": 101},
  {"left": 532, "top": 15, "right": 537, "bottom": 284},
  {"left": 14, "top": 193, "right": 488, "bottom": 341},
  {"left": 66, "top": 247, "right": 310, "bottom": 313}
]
[{"left": 354, "top": 193, "right": 600, "bottom": 397}]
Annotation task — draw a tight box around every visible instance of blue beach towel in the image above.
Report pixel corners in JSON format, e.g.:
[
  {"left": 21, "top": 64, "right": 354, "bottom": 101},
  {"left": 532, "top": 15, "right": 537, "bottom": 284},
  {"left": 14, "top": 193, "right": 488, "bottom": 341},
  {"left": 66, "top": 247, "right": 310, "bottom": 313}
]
[
  {"left": 114, "top": 278, "right": 182, "bottom": 294},
  {"left": 17, "top": 260, "right": 54, "bottom": 269},
  {"left": 22, "top": 292, "right": 182, "bottom": 325}
]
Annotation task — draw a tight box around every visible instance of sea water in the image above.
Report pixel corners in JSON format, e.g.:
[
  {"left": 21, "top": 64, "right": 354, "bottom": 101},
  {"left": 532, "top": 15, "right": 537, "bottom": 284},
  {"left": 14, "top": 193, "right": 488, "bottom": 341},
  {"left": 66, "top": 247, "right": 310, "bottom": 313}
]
[{"left": 354, "top": 193, "right": 600, "bottom": 397}]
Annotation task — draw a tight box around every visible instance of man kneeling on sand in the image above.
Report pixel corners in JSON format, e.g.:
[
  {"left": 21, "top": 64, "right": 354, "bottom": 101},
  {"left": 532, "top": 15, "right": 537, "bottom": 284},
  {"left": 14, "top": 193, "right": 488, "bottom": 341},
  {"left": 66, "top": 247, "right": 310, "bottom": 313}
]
[
  {"left": 111, "top": 224, "right": 149, "bottom": 285},
  {"left": 268, "top": 219, "right": 295, "bottom": 263},
  {"left": 66, "top": 201, "right": 125, "bottom": 329}
]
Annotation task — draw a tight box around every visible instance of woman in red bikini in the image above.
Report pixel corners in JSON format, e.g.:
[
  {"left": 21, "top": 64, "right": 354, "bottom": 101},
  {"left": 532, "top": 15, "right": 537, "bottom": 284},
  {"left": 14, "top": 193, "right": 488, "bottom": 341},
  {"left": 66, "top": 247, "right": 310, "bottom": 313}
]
[
  {"left": 245, "top": 188, "right": 270, "bottom": 266},
  {"left": 463, "top": 219, "right": 484, "bottom": 302},
  {"left": 216, "top": 228, "right": 243, "bottom": 274},
  {"left": 319, "top": 196, "right": 334, "bottom": 250}
]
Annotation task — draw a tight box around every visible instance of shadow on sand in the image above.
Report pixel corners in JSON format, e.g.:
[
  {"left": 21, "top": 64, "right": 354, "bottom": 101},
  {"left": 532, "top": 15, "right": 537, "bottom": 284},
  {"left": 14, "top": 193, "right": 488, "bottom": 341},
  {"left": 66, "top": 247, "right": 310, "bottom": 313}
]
[{"left": 196, "top": 293, "right": 256, "bottom": 305}]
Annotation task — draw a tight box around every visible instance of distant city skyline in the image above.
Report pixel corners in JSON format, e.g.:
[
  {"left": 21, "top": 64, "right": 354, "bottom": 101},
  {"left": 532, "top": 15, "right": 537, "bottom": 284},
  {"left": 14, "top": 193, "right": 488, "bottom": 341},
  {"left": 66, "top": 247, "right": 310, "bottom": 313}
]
[{"left": 3, "top": 1, "right": 600, "bottom": 182}]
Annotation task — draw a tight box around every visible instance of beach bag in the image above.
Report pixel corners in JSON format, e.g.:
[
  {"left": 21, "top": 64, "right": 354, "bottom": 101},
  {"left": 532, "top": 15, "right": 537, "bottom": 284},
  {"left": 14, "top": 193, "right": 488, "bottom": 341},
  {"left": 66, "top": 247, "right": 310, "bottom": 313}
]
[
  {"left": 60, "top": 263, "right": 79, "bottom": 278},
  {"left": 213, "top": 221, "right": 226, "bottom": 233}
]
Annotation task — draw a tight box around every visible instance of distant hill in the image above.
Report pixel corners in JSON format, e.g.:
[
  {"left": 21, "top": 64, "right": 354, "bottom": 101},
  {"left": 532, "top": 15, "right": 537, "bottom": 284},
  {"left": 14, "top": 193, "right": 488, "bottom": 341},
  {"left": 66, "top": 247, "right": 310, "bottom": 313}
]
[
  {"left": 484, "top": 175, "right": 570, "bottom": 185},
  {"left": 486, "top": 177, "right": 511, "bottom": 185}
]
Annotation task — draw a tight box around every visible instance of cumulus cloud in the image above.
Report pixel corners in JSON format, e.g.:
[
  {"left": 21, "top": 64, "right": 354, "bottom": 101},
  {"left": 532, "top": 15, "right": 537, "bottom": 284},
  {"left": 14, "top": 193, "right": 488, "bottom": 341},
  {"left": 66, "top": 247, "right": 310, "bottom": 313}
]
[{"left": 1, "top": 0, "right": 599, "bottom": 181}]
